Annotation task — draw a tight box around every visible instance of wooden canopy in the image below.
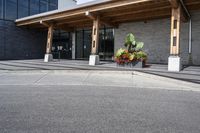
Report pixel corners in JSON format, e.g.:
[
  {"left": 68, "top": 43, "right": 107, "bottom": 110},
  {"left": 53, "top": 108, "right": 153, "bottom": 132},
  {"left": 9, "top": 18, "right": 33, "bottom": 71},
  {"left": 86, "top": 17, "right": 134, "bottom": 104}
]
[{"left": 15, "top": 0, "right": 200, "bottom": 30}]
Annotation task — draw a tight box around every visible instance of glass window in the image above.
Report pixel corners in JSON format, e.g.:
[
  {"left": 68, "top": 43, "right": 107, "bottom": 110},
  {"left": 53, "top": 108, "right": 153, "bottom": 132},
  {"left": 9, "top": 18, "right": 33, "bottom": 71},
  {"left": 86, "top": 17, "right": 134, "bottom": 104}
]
[
  {"left": 104, "top": 28, "right": 114, "bottom": 60},
  {"left": 75, "top": 28, "right": 114, "bottom": 60},
  {"left": 18, "top": 0, "right": 29, "bottom": 18},
  {"left": 0, "top": 0, "right": 3, "bottom": 19},
  {"left": 5, "top": 0, "right": 17, "bottom": 20},
  {"left": 76, "top": 30, "right": 84, "bottom": 59},
  {"left": 49, "top": 0, "right": 58, "bottom": 11},
  {"left": 49, "top": 0, "right": 57, "bottom": 5},
  {"left": 98, "top": 28, "right": 114, "bottom": 60},
  {"left": 30, "top": 0, "right": 39, "bottom": 15},
  {"left": 83, "top": 30, "right": 92, "bottom": 58},
  {"left": 40, "top": 0, "right": 48, "bottom": 13}
]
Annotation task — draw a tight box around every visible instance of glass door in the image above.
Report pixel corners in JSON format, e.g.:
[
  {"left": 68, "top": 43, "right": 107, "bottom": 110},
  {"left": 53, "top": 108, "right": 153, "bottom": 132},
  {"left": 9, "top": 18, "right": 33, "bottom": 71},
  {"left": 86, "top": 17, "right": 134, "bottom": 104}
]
[
  {"left": 75, "top": 29, "right": 92, "bottom": 60},
  {"left": 75, "top": 28, "right": 114, "bottom": 61},
  {"left": 83, "top": 30, "right": 92, "bottom": 59},
  {"left": 99, "top": 28, "right": 114, "bottom": 61},
  {"left": 52, "top": 30, "right": 72, "bottom": 59}
]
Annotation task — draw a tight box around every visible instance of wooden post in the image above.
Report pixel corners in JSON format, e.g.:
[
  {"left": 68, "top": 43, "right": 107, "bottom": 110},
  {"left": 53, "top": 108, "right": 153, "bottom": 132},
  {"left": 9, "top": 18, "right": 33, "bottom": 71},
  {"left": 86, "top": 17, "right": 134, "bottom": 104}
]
[
  {"left": 91, "top": 16, "right": 100, "bottom": 55},
  {"left": 170, "top": 5, "right": 181, "bottom": 55},
  {"left": 46, "top": 24, "right": 54, "bottom": 54},
  {"left": 168, "top": 4, "right": 182, "bottom": 71}
]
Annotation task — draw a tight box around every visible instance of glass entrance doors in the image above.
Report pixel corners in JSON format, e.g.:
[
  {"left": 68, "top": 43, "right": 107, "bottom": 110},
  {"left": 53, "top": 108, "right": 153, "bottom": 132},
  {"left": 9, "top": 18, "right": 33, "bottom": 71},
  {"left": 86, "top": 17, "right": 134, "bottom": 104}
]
[
  {"left": 52, "top": 30, "right": 72, "bottom": 59},
  {"left": 99, "top": 28, "right": 114, "bottom": 60},
  {"left": 75, "top": 30, "right": 92, "bottom": 59},
  {"left": 75, "top": 28, "right": 114, "bottom": 61}
]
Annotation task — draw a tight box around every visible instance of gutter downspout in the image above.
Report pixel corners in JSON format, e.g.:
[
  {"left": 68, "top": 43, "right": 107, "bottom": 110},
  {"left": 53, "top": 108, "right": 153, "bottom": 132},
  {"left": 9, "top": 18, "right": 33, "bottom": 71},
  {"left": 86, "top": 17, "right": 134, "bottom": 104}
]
[
  {"left": 188, "top": 19, "right": 192, "bottom": 54},
  {"left": 179, "top": 0, "right": 193, "bottom": 64}
]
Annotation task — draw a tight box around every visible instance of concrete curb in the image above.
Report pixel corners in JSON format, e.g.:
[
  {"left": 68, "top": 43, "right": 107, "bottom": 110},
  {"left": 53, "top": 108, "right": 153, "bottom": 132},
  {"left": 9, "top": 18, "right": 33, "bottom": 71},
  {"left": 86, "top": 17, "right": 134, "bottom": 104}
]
[{"left": 133, "top": 71, "right": 200, "bottom": 89}]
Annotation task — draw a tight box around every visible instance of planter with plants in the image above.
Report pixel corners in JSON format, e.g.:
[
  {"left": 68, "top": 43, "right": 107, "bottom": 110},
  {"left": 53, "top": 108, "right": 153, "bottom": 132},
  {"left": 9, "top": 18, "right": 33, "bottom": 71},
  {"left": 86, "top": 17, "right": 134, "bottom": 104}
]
[{"left": 115, "top": 33, "right": 147, "bottom": 68}]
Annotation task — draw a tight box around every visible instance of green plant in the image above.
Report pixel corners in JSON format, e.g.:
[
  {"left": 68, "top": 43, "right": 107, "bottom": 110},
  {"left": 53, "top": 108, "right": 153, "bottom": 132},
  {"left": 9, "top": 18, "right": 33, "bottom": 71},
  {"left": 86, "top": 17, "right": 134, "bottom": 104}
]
[
  {"left": 129, "top": 52, "right": 136, "bottom": 61},
  {"left": 135, "top": 51, "right": 147, "bottom": 61},
  {"left": 115, "top": 48, "right": 127, "bottom": 58},
  {"left": 115, "top": 33, "right": 147, "bottom": 65},
  {"left": 124, "top": 33, "right": 144, "bottom": 52},
  {"left": 115, "top": 48, "right": 130, "bottom": 64}
]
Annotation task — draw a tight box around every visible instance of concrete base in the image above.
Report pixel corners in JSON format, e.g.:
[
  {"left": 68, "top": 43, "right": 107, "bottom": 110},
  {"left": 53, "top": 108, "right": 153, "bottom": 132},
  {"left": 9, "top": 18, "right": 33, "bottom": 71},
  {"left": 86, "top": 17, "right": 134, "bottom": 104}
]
[
  {"left": 168, "top": 56, "right": 182, "bottom": 72},
  {"left": 89, "top": 55, "right": 100, "bottom": 66},
  {"left": 44, "top": 54, "right": 53, "bottom": 62}
]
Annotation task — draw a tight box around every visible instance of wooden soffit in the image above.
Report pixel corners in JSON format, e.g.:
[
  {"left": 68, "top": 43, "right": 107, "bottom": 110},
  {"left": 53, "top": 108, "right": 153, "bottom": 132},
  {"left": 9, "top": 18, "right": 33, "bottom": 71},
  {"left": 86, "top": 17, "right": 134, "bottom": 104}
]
[{"left": 15, "top": 0, "right": 200, "bottom": 30}]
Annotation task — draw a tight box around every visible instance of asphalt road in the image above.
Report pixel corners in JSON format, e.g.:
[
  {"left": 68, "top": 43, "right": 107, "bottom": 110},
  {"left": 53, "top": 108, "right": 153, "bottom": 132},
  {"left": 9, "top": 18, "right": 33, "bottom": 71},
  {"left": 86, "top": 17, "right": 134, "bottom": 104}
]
[{"left": 0, "top": 71, "right": 200, "bottom": 133}]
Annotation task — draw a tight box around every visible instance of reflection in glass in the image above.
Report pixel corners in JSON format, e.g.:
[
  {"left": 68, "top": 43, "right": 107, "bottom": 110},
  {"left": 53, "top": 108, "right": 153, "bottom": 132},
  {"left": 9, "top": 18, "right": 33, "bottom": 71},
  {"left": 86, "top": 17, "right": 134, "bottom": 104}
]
[
  {"left": 83, "top": 30, "right": 92, "bottom": 59},
  {"left": 75, "top": 28, "right": 114, "bottom": 60},
  {"left": 5, "top": 0, "right": 17, "bottom": 20},
  {"left": 30, "top": 0, "right": 39, "bottom": 15},
  {"left": 99, "top": 28, "right": 114, "bottom": 60},
  {"left": 18, "top": 0, "right": 29, "bottom": 18},
  {"left": 49, "top": 0, "right": 58, "bottom": 4},
  {"left": 49, "top": 0, "right": 58, "bottom": 11},
  {"left": 76, "top": 30, "right": 84, "bottom": 59},
  {"left": 52, "top": 30, "right": 72, "bottom": 59},
  {"left": 2, "top": 0, "right": 58, "bottom": 20},
  {"left": 40, "top": 0, "right": 48, "bottom": 13},
  {"left": 0, "top": 0, "right": 3, "bottom": 19}
]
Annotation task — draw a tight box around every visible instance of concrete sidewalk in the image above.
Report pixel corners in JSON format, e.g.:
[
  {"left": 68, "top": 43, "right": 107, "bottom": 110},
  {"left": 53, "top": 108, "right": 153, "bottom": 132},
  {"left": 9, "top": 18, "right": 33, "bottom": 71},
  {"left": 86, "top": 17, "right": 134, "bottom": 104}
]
[
  {"left": 0, "top": 59, "right": 200, "bottom": 84},
  {"left": 0, "top": 70, "right": 199, "bottom": 92},
  {"left": 0, "top": 66, "right": 200, "bottom": 133},
  {"left": 1, "top": 71, "right": 200, "bottom": 133}
]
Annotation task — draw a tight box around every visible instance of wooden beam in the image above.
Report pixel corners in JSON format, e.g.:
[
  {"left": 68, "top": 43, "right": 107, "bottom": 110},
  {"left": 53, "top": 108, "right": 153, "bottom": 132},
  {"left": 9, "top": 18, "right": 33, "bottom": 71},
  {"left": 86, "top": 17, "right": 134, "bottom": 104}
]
[
  {"left": 15, "top": 0, "right": 200, "bottom": 28},
  {"left": 170, "top": 5, "right": 181, "bottom": 55},
  {"left": 91, "top": 16, "right": 100, "bottom": 55},
  {"left": 113, "top": 14, "right": 170, "bottom": 24},
  {"left": 101, "top": 1, "right": 170, "bottom": 18},
  {"left": 169, "top": 0, "right": 189, "bottom": 22},
  {"left": 55, "top": 24, "right": 75, "bottom": 32},
  {"left": 40, "top": 20, "right": 50, "bottom": 27},
  {"left": 111, "top": 8, "right": 170, "bottom": 23},
  {"left": 16, "top": 0, "right": 153, "bottom": 26},
  {"left": 180, "top": 6, "right": 188, "bottom": 22},
  {"left": 55, "top": 17, "right": 89, "bottom": 26},
  {"left": 46, "top": 24, "right": 54, "bottom": 54},
  {"left": 85, "top": 11, "right": 118, "bottom": 27},
  {"left": 85, "top": 11, "right": 96, "bottom": 20},
  {"left": 100, "top": 19, "right": 119, "bottom": 28},
  {"left": 169, "top": 0, "right": 179, "bottom": 9}
]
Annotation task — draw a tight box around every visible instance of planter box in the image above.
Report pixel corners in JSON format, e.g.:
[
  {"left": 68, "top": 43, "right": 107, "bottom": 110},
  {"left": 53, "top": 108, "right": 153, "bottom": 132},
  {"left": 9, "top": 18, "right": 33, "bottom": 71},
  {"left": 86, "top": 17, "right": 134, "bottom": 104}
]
[{"left": 117, "top": 61, "right": 145, "bottom": 68}]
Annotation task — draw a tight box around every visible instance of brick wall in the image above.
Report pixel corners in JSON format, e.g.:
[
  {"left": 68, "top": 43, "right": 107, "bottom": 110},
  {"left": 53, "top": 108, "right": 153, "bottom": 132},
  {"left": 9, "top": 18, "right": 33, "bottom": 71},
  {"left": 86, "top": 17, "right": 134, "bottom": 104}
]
[
  {"left": 0, "top": 20, "right": 47, "bottom": 60},
  {"left": 114, "top": 11, "right": 200, "bottom": 65}
]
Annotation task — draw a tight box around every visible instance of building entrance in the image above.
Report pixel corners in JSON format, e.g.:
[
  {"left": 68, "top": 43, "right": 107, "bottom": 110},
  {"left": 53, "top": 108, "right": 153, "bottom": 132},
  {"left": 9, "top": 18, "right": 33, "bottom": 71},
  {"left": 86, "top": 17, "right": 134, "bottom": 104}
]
[
  {"left": 52, "top": 30, "right": 72, "bottom": 59},
  {"left": 75, "top": 28, "right": 114, "bottom": 61}
]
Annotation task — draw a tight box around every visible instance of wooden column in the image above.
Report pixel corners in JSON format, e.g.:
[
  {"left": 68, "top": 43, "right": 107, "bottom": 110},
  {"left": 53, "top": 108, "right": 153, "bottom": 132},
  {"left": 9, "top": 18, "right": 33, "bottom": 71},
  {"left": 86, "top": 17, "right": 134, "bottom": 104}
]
[
  {"left": 46, "top": 24, "right": 54, "bottom": 54},
  {"left": 91, "top": 16, "right": 100, "bottom": 55},
  {"left": 170, "top": 6, "right": 181, "bottom": 55}
]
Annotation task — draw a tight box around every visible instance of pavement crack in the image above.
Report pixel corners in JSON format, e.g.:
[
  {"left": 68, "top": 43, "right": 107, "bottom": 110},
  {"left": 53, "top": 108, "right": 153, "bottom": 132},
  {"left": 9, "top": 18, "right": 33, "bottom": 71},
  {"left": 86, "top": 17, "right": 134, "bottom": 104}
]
[
  {"left": 82, "top": 71, "right": 91, "bottom": 85},
  {"left": 33, "top": 72, "right": 49, "bottom": 84}
]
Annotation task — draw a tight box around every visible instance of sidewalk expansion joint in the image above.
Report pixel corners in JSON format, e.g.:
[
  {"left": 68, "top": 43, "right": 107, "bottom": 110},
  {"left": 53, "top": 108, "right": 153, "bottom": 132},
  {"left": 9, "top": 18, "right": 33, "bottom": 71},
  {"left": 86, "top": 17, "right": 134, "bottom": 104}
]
[{"left": 33, "top": 72, "right": 49, "bottom": 84}]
